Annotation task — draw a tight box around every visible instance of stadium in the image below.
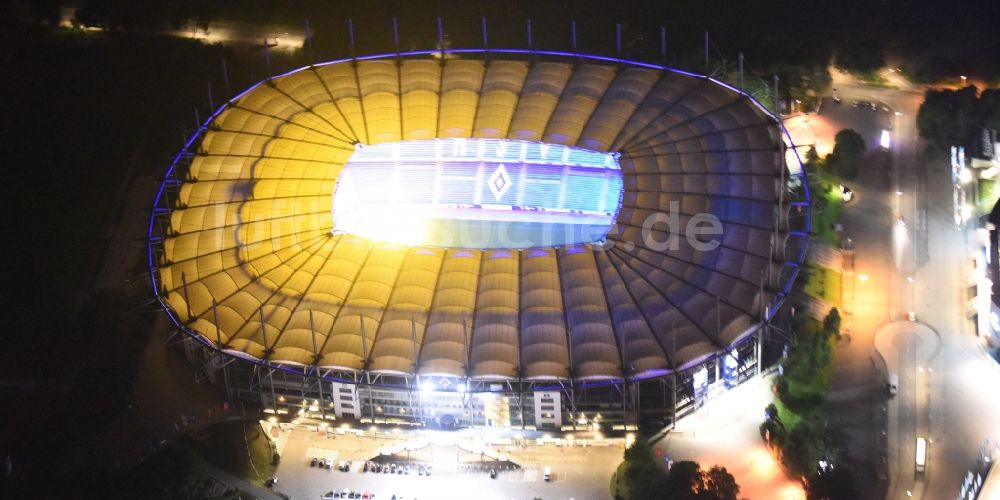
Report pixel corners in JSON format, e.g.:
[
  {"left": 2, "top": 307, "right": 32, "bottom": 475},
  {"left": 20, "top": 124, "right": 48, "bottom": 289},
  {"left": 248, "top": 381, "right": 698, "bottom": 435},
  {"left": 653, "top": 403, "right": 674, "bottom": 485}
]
[{"left": 148, "top": 48, "right": 810, "bottom": 430}]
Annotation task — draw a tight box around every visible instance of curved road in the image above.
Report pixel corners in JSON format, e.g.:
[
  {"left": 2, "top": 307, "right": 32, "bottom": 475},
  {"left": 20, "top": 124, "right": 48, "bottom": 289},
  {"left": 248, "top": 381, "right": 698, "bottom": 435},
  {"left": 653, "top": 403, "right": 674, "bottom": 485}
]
[
  {"left": 829, "top": 69, "right": 1000, "bottom": 500},
  {"left": 875, "top": 321, "right": 939, "bottom": 499}
]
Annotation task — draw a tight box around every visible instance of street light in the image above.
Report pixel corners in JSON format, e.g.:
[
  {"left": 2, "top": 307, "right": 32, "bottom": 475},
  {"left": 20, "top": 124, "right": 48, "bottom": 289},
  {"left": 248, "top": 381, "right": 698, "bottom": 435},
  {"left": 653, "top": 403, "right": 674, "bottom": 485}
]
[{"left": 961, "top": 75, "right": 968, "bottom": 86}]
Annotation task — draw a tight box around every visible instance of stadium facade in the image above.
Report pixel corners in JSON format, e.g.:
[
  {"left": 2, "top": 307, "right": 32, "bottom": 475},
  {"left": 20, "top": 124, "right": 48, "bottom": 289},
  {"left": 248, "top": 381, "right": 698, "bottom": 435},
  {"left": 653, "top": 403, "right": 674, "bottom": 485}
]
[{"left": 148, "top": 48, "right": 810, "bottom": 430}]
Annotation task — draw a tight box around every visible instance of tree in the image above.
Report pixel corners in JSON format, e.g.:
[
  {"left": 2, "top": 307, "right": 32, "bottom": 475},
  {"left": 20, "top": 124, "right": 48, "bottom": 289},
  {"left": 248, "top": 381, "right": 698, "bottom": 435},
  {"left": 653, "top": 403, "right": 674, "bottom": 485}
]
[
  {"left": 704, "top": 466, "right": 740, "bottom": 500},
  {"left": 834, "top": 39, "right": 885, "bottom": 74},
  {"left": 807, "top": 465, "right": 860, "bottom": 500},
  {"left": 977, "top": 89, "right": 1000, "bottom": 132},
  {"left": 828, "top": 129, "right": 865, "bottom": 180},
  {"left": 917, "top": 86, "right": 979, "bottom": 152},
  {"left": 74, "top": 0, "right": 219, "bottom": 32},
  {"left": 804, "top": 146, "right": 820, "bottom": 169},
  {"left": 760, "top": 419, "right": 787, "bottom": 449},
  {"left": 781, "top": 415, "right": 848, "bottom": 481},
  {"left": 625, "top": 459, "right": 668, "bottom": 500},
  {"left": 822, "top": 308, "right": 841, "bottom": 337},
  {"left": 782, "top": 417, "right": 825, "bottom": 476},
  {"left": 619, "top": 441, "right": 742, "bottom": 500},
  {"left": 663, "top": 461, "right": 703, "bottom": 500},
  {"left": 621, "top": 440, "right": 669, "bottom": 500}
]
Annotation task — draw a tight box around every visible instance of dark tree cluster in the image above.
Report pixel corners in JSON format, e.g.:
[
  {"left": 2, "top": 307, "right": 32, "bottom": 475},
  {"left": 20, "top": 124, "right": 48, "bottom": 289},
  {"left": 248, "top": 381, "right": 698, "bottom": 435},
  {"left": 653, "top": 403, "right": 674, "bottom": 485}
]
[
  {"left": 73, "top": 0, "right": 224, "bottom": 31},
  {"left": 763, "top": 309, "right": 860, "bottom": 500},
  {"left": 828, "top": 130, "right": 866, "bottom": 180},
  {"left": 834, "top": 38, "right": 885, "bottom": 75},
  {"left": 918, "top": 87, "right": 1000, "bottom": 153},
  {"left": 617, "top": 440, "right": 740, "bottom": 500}
]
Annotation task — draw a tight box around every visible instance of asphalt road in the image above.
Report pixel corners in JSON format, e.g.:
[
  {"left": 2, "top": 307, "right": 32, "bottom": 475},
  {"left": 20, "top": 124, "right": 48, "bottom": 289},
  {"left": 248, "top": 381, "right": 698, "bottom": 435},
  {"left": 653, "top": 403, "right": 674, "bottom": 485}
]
[
  {"left": 796, "top": 85, "right": 911, "bottom": 499},
  {"left": 828, "top": 70, "right": 1000, "bottom": 500}
]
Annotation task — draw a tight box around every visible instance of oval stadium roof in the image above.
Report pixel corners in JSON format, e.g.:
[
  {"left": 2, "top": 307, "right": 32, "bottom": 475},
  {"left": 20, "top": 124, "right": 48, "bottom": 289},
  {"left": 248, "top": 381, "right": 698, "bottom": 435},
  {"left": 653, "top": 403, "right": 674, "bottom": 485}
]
[{"left": 150, "top": 50, "right": 808, "bottom": 385}]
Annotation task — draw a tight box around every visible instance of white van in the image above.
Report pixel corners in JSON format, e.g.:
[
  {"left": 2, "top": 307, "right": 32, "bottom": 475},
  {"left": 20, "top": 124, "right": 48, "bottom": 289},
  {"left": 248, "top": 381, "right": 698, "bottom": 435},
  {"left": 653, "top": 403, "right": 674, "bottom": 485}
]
[
  {"left": 887, "top": 374, "right": 899, "bottom": 396},
  {"left": 543, "top": 466, "right": 552, "bottom": 482},
  {"left": 915, "top": 437, "right": 927, "bottom": 473}
]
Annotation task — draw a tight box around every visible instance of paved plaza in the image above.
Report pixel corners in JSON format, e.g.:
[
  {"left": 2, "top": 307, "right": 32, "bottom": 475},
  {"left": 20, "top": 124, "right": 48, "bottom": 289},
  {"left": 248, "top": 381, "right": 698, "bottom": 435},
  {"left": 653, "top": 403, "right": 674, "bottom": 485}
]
[
  {"left": 653, "top": 375, "right": 806, "bottom": 500},
  {"left": 271, "top": 424, "right": 623, "bottom": 500}
]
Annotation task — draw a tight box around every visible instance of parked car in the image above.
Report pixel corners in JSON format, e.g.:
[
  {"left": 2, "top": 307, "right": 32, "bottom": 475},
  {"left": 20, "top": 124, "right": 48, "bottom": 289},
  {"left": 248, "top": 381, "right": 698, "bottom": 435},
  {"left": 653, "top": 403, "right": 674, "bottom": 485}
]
[
  {"left": 887, "top": 373, "right": 899, "bottom": 396},
  {"left": 311, "top": 457, "right": 318, "bottom": 467}
]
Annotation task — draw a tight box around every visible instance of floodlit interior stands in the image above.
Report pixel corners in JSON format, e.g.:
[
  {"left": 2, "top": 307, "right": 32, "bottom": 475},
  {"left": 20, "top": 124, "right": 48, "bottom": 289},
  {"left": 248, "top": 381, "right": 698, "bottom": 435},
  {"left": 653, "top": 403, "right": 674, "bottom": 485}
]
[{"left": 149, "top": 50, "right": 809, "bottom": 428}]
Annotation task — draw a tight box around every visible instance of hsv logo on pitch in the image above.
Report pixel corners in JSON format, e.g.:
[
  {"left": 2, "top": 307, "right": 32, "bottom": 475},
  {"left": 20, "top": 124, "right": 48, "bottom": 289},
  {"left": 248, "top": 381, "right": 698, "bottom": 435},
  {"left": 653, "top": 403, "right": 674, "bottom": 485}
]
[{"left": 488, "top": 164, "right": 512, "bottom": 201}]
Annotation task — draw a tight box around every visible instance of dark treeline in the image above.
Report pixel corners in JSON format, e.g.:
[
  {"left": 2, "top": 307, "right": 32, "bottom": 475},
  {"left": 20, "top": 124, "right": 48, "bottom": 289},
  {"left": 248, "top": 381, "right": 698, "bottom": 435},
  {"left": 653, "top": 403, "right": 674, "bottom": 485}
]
[
  {"left": 38, "top": 0, "right": 999, "bottom": 82},
  {"left": 918, "top": 87, "right": 1000, "bottom": 153}
]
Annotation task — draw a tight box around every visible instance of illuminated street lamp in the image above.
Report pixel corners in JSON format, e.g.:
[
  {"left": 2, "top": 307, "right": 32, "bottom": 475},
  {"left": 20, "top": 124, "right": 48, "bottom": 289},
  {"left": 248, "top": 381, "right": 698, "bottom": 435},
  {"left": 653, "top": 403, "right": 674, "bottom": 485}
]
[
  {"left": 960, "top": 168, "right": 974, "bottom": 184},
  {"left": 961, "top": 75, "right": 968, "bottom": 86}
]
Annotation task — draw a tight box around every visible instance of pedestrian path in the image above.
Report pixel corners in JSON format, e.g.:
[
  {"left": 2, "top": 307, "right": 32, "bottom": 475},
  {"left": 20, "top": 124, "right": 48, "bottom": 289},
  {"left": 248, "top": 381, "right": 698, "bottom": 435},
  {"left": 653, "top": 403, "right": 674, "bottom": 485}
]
[
  {"left": 266, "top": 422, "right": 291, "bottom": 456},
  {"left": 797, "top": 293, "right": 835, "bottom": 321},
  {"left": 808, "top": 238, "right": 843, "bottom": 271},
  {"left": 200, "top": 459, "right": 284, "bottom": 500},
  {"left": 653, "top": 376, "right": 805, "bottom": 500}
]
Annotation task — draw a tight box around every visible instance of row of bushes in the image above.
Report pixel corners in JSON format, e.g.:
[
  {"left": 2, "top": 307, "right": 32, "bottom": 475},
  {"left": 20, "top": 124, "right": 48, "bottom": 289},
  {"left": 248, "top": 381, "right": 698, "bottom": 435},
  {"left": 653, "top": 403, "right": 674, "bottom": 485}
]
[
  {"left": 614, "top": 439, "right": 741, "bottom": 500},
  {"left": 761, "top": 308, "right": 859, "bottom": 499}
]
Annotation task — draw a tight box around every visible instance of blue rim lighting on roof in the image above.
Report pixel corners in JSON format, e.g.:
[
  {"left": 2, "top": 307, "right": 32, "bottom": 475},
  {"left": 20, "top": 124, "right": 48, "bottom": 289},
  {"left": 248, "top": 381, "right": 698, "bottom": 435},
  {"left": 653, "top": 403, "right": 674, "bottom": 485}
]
[{"left": 147, "top": 47, "right": 811, "bottom": 388}]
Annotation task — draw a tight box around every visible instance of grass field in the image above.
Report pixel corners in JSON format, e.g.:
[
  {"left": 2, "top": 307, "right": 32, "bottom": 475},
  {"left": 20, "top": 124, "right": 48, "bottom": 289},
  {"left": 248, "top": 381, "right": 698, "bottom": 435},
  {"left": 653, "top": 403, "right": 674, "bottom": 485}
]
[
  {"left": 189, "top": 421, "right": 277, "bottom": 486},
  {"left": 809, "top": 169, "right": 845, "bottom": 247},
  {"left": 978, "top": 179, "right": 999, "bottom": 217}
]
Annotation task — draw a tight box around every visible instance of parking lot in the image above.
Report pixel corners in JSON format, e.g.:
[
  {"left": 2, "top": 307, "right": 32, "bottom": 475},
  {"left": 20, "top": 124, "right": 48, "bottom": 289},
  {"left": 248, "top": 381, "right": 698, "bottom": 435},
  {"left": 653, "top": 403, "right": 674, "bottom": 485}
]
[{"left": 271, "top": 424, "right": 623, "bottom": 500}]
